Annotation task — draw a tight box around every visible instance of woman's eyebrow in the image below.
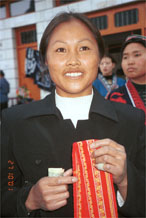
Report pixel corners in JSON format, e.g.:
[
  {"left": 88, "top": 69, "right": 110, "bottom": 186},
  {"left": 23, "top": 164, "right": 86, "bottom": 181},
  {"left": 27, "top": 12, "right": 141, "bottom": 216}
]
[
  {"left": 78, "top": 38, "right": 96, "bottom": 45},
  {"left": 52, "top": 40, "right": 67, "bottom": 45},
  {"left": 52, "top": 38, "right": 95, "bottom": 45}
]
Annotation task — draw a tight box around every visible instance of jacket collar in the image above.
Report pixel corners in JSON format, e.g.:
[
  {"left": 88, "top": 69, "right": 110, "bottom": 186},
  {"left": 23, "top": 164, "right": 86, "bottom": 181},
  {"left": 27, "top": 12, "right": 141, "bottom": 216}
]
[
  {"left": 23, "top": 88, "right": 118, "bottom": 122},
  {"left": 90, "top": 88, "right": 118, "bottom": 122}
]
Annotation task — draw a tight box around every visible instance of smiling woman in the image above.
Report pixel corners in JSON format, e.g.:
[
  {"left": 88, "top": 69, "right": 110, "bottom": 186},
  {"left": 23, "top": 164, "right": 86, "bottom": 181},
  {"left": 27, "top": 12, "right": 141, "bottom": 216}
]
[
  {"left": 45, "top": 19, "right": 99, "bottom": 97},
  {"left": 39, "top": 13, "right": 104, "bottom": 98}
]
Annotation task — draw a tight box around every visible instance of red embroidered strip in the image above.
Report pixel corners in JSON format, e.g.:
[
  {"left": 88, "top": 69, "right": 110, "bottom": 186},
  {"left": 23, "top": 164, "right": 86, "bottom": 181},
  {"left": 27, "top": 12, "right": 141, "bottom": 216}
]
[
  {"left": 72, "top": 139, "right": 118, "bottom": 218},
  {"left": 127, "top": 80, "right": 146, "bottom": 124}
]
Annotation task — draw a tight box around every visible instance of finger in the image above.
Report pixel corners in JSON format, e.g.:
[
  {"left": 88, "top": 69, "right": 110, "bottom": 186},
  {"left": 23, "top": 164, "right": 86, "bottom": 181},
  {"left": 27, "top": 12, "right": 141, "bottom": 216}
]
[
  {"left": 95, "top": 154, "right": 117, "bottom": 165},
  {"left": 45, "top": 199, "right": 67, "bottom": 211},
  {"left": 97, "top": 152, "right": 126, "bottom": 164},
  {"left": 46, "top": 190, "right": 69, "bottom": 203},
  {"left": 95, "top": 161, "right": 126, "bottom": 177},
  {"left": 92, "top": 145, "right": 119, "bottom": 159},
  {"left": 63, "top": 168, "right": 73, "bottom": 177},
  {"left": 90, "top": 138, "right": 124, "bottom": 152},
  {"left": 95, "top": 163, "right": 115, "bottom": 173},
  {"left": 45, "top": 184, "right": 68, "bottom": 195},
  {"left": 58, "top": 176, "right": 77, "bottom": 185},
  {"left": 41, "top": 176, "right": 77, "bottom": 186}
]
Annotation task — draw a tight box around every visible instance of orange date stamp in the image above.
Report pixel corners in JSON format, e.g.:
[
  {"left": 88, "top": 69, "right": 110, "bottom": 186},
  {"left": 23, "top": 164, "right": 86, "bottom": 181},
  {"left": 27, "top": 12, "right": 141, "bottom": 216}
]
[{"left": 8, "top": 160, "right": 14, "bottom": 191}]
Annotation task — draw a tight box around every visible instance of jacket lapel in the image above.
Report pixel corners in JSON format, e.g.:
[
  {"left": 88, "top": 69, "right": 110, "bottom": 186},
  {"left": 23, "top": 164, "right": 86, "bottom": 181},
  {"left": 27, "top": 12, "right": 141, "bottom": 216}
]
[{"left": 90, "top": 89, "right": 119, "bottom": 123}]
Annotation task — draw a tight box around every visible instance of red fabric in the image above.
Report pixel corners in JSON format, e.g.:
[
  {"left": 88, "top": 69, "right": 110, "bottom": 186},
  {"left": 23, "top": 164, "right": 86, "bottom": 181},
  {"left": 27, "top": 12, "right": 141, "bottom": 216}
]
[
  {"left": 127, "top": 80, "right": 146, "bottom": 124},
  {"left": 72, "top": 139, "right": 118, "bottom": 218},
  {"left": 109, "top": 92, "right": 127, "bottom": 104}
]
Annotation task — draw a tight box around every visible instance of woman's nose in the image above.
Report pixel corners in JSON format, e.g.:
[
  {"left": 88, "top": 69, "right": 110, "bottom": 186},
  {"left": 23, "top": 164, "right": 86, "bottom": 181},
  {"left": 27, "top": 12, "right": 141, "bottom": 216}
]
[{"left": 66, "top": 51, "right": 81, "bottom": 66}]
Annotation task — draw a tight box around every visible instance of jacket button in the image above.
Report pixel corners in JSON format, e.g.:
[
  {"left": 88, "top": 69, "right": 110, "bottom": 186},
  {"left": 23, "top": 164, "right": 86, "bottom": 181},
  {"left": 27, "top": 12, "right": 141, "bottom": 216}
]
[{"left": 35, "top": 159, "right": 42, "bottom": 165}]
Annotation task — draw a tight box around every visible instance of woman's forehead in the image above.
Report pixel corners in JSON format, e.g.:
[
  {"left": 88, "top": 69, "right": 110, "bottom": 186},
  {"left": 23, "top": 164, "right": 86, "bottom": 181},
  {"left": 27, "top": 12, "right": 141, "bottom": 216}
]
[
  {"left": 48, "top": 19, "right": 97, "bottom": 46},
  {"left": 50, "top": 19, "right": 93, "bottom": 37}
]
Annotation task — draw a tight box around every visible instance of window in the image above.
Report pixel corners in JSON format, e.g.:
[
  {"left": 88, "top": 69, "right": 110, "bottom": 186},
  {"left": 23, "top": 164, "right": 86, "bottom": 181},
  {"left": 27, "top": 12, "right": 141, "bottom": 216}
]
[
  {"left": 0, "top": 0, "right": 35, "bottom": 19},
  {"left": 90, "top": 15, "right": 107, "bottom": 30},
  {"left": 10, "top": 0, "right": 34, "bottom": 16},
  {"left": 56, "top": 0, "right": 82, "bottom": 6},
  {"left": 0, "top": 5, "right": 6, "bottom": 19},
  {"left": 115, "top": 9, "right": 138, "bottom": 27},
  {"left": 21, "top": 29, "right": 37, "bottom": 44}
]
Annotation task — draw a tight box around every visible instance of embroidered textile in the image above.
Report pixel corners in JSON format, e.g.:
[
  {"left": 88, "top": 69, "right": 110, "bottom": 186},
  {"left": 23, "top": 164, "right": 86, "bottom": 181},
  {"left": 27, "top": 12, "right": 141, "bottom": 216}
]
[
  {"left": 98, "top": 74, "right": 118, "bottom": 92},
  {"left": 72, "top": 139, "right": 118, "bottom": 218},
  {"left": 126, "top": 80, "right": 146, "bottom": 124},
  {"left": 107, "top": 80, "right": 146, "bottom": 124}
]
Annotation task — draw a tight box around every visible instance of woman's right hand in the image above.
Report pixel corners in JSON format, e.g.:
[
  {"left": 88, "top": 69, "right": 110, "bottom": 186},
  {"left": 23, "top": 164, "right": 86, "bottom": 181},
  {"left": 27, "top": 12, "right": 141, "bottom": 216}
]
[{"left": 25, "top": 169, "right": 77, "bottom": 212}]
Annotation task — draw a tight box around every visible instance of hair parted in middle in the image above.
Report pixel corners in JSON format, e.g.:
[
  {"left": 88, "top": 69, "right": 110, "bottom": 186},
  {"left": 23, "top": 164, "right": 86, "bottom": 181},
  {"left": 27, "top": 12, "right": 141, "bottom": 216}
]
[
  {"left": 39, "top": 12, "right": 105, "bottom": 65},
  {"left": 102, "top": 52, "right": 117, "bottom": 64}
]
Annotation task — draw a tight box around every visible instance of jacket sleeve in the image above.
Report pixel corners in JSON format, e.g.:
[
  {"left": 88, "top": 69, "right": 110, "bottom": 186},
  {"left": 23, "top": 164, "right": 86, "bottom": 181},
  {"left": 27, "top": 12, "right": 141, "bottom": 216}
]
[
  {"left": 1, "top": 110, "right": 37, "bottom": 217},
  {"left": 118, "top": 110, "right": 145, "bottom": 217}
]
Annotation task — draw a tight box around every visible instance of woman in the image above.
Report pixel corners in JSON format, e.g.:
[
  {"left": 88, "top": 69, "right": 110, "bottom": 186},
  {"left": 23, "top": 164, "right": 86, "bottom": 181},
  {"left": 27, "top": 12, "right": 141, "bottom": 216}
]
[
  {"left": 107, "top": 35, "right": 146, "bottom": 124},
  {"left": 93, "top": 53, "right": 125, "bottom": 97},
  {"left": 1, "top": 13, "right": 145, "bottom": 217}
]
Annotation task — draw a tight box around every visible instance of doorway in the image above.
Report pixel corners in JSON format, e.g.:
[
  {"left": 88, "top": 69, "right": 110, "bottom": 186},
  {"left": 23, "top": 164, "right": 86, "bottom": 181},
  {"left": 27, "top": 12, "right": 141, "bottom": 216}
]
[{"left": 15, "top": 24, "right": 40, "bottom": 100}]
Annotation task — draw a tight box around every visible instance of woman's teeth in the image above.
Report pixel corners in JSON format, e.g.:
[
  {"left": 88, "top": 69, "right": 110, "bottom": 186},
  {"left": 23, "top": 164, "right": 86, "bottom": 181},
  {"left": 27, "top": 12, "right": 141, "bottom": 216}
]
[{"left": 65, "top": 72, "right": 82, "bottom": 77}]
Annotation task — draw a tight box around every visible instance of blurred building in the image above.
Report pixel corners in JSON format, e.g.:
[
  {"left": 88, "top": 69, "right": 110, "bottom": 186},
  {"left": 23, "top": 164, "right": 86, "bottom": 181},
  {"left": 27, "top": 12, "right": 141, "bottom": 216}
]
[{"left": 0, "top": 0, "right": 145, "bottom": 104}]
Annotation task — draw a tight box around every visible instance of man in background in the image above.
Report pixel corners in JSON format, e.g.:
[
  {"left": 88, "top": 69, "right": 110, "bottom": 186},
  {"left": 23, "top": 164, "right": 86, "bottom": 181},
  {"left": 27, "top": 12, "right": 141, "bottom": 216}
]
[{"left": 0, "top": 70, "right": 10, "bottom": 111}]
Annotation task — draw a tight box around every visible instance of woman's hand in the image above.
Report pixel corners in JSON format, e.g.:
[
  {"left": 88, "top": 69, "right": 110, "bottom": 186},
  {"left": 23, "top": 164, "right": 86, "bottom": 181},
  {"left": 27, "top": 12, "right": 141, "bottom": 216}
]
[
  {"left": 25, "top": 169, "right": 77, "bottom": 212},
  {"left": 90, "top": 139, "right": 127, "bottom": 200}
]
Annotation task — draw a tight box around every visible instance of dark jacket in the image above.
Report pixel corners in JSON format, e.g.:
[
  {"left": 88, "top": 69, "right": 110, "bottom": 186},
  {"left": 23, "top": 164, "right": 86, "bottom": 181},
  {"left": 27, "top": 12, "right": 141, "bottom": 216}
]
[
  {"left": 0, "top": 77, "right": 10, "bottom": 103},
  {"left": 1, "top": 89, "right": 145, "bottom": 217}
]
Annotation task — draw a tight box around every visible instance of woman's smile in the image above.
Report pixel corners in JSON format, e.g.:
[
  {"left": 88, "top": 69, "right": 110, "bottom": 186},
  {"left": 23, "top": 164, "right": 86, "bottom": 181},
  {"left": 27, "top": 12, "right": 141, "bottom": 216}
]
[{"left": 65, "top": 72, "right": 83, "bottom": 78}]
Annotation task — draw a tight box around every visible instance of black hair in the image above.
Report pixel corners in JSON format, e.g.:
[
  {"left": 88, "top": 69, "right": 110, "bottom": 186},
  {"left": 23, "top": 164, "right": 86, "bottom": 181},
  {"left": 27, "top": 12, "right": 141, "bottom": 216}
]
[
  {"left": 0, "top": 70, "right": 5, "bottom": 76},
  {"left": 121, "top": 34, "right": 146, "bottom": 54},
  {"left": 102, "top": 53, "right": 116, "bottom": 64}
]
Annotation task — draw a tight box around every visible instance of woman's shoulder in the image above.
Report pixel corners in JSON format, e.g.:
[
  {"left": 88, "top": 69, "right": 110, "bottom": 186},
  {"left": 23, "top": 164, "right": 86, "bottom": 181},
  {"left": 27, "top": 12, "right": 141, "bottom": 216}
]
[{"left": 2, "top": 93, "right": 54, "bottom": 123}]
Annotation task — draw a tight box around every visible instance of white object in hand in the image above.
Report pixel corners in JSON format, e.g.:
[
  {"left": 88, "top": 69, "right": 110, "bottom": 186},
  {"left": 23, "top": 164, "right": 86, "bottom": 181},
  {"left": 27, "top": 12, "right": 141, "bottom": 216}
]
[
  {"left": 48, "top": 168, "right": 65, "bottom": 177},
  {"left": 97, "top": 163, "right": 104, "bottom": 171}
]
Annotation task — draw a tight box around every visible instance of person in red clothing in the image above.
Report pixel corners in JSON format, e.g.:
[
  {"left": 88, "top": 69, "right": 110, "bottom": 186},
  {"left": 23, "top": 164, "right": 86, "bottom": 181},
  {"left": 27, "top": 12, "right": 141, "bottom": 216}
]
[{"left": 107, "top": 34, "right": 146, "bottom": 124}]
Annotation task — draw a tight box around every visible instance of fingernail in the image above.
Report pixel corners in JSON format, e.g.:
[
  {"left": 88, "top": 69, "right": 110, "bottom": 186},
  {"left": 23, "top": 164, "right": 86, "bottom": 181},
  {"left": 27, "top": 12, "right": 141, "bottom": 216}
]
[
  {"left": 96, "top": 163, "right": 104, "bottom": 171},
  {"left": 72, "top": 177, "right": 78, "bottom": 182},
  {"left": 90, "top": 142, "right": 101, "bottom": 149},
  {"left": 90, "top": 143, "right": 95, "bottom": 148}
]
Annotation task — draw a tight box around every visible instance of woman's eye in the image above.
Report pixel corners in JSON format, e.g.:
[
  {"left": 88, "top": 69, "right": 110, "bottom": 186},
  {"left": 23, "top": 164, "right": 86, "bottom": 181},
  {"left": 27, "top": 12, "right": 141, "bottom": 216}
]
[
  {"left": 135, "top": 53, "right": 141, "bottom": 57},
  {"left": 56, "top": 48, "right": 66, "bottom": 53},
  {"left": 122, "top": 56, "right": 127, "bottom": 60},
  {"left": 80, "top": 46, "right": 90, "bottom": 51}
]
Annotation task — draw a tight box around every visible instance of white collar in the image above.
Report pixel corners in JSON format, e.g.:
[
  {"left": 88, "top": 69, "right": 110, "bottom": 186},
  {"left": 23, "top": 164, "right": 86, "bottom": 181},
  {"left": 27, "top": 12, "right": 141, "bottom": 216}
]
[{"left": 55, "top": 90, "right": 93, "bottom": 127}]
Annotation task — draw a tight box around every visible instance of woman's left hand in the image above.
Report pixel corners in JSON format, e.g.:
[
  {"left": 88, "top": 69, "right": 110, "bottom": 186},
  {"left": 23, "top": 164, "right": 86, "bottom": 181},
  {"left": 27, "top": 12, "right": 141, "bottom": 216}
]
[{"left": 90, "top": 139, "right": 127, "bottom": 188}]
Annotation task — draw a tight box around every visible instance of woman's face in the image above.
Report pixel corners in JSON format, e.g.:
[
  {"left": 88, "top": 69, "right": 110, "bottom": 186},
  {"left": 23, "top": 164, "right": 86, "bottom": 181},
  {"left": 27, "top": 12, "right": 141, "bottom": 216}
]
[
  {"left": 99, "top": 57, "right": 115, "bottom": 77},
  {"left": 46, "top": 19, "right": 99, "bottom": 97},
  {"left": 122, "top": 43, "right": 146, "bottom": 84}
]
